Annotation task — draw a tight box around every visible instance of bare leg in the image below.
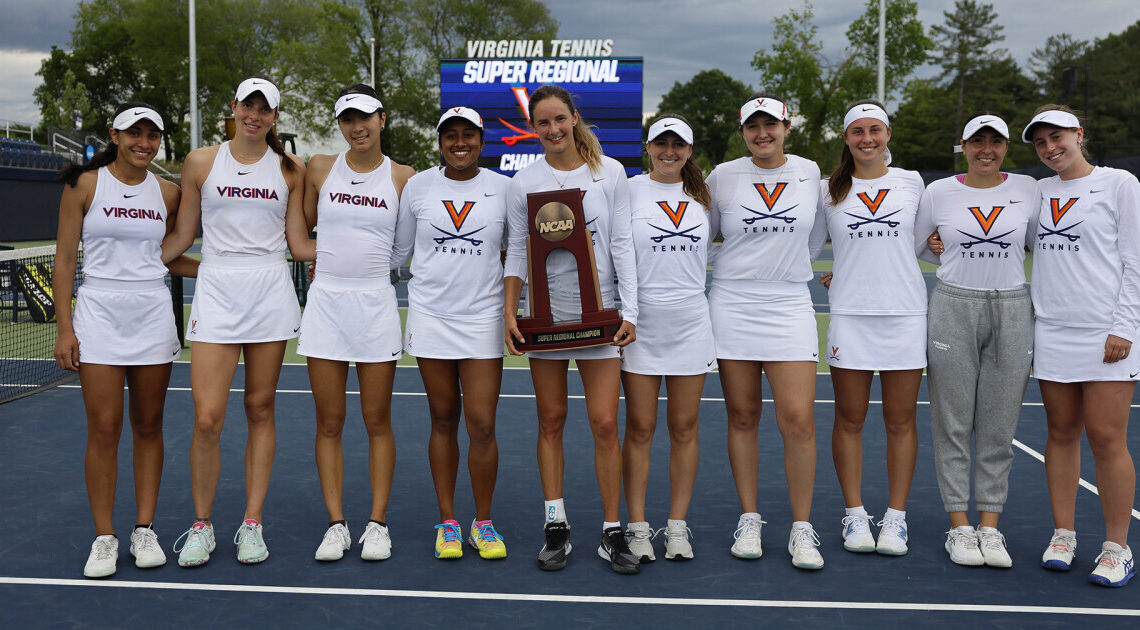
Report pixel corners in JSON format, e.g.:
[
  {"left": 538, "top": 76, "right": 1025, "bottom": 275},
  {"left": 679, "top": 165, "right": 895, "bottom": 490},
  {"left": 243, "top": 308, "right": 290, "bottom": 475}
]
[
  {"left": 765, "top": 361, "right": 817, "bottom": 522},
  {"left": 357, "top": 361, "right": 397, "bottom": 523},
  {"left": 621, "top": 371, "right": 662, "bottom": 523},
  {"left": 578, "top": 358, "right": 623, "bottom": 523},
  {"left": 880, "top": 369, "right": 922, "bottom": 511},
  {"left": 1040, "top": 380, "right": 1082, "bottom": 531},
  {"left": 530, "top": 358, "right": 569, "bottom": 501},
  {"left": 239, "top": 341, "right": 287, "bottom": 523},
  {"left": 308, "top": 357, "right": 349, "bottom": 522},
  {"left": 1082, "top": 380, "right": 1136, "bottom": 545},
  {"left": 458, "top": 358, "right": 503, "bottom": 521},
  {"left": 79, "top": 364, "right": 127, "bottom": 535},
  {"left": 125, "top": 363, "right": 173, "bottom": 526},
  {"left": 663, "top": 374, "right": 704, "bottom": 520},
  {"left": 418, "top": 358, "right": 462, "bottom": 522},
  {"left": 830, "top": 367, "right": 873, "bottom": 508},
  {"left": 188, "top": 342, "right": 241, "bottom": 521},
  {"left": 719, "top": 359, "right": 764, "bottom": 513}
]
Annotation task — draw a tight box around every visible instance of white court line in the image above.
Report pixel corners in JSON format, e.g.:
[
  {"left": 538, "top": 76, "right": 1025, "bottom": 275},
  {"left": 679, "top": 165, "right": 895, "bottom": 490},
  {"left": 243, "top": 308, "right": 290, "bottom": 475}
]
[
  {"left": 0, "top": 577, "right": 1138, "bottom": 616},
  {"left": 1013, "top": 439, "right": 1140, "bottom": 521}
]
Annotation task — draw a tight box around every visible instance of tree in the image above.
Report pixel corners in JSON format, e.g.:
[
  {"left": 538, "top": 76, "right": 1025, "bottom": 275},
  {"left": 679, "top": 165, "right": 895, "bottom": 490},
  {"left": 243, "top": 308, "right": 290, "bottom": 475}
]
[
  {"left": 1029, "top": 33, "right": 1089, "bottom": 102},
  {"left": 1077, "top": 20, "right": 1140, "bottom": 159},
  {"left": 38, "top": 69, "right": 93, "bottom": 132},
  {"left": 750, "top": 0, "right": 931, "bottom": 170},
  {"left": 654, "top": 69, "right": 753, "bottom": 171},
  {"left": 929, "top": 0, "right": 1006, "bottom": 140}
]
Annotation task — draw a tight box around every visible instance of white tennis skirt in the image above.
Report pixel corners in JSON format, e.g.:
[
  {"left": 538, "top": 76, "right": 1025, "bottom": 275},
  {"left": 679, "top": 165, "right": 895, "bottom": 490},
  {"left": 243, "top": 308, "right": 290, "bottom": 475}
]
[
  {"left": 405, "top": 308, "right": 503, "bottom": 360},
  {"left": 297, "top": 274, "right": 402, "bottom": 363},
  {"left": 188, "top": 253, "right": 300, "bottom": 344},
  {"left": 73, "top": 277, "right": 181, "bottom": 365},
  {"left": 621, "top": 294, "right": 715, "bottom": 376},
  {"left": 826, "top": 313, "right": 927, "bottom": 371},
  {"left": 708, "top": 280, "right": 818, "bottom": 362},
  {"left": 1034, "top": 320, "right": 1140, "bottom": 382}
]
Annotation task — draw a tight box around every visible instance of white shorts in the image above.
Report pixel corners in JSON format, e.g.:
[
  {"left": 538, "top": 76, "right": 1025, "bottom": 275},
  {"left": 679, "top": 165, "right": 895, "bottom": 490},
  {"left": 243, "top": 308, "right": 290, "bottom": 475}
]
[
  {"left": 827, "top": 313, "right": 927, "bottom": 370},
  {"left": 523, "top": 284, "right": 620, "bottom": 361},
  {"left": 621, "top": 294, "right": 715, "bottom": 375},
  {"left": 1034, "top": 320, "right": 1140, "bottom": 382},
  {"left": 188, "top": 254, "right": 300, "bottom": 344},
  {"left": 709, "top": 280, "right": 818, "bottom": 362},
  {"left": 73, "top": 277, "right": 181, "bottom": 365},
  {"left": 405, "top": 308, "right": 503, "bottom": 360},
  {"left": 297, "top": 275, "right": 402, "bottom": 363}
]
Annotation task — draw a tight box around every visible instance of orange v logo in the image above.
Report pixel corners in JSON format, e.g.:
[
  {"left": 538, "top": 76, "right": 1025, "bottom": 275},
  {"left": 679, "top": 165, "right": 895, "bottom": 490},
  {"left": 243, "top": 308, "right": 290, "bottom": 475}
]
[
  {"left": 968, "top": 206, "right": 1005, "bottom": 235},
  {"left": 856, "top": 190, "right": 889, "bottom": 215},
  {"left": 753, "top": 183, "right": 787, "bottom": 210},
  {"left": 656, "top": 201, "right": 689, "bottom": 228},
  {"left": 1050, "top": 198, "right": 1078, "bottom": 225},
  {"left": 441, "top": 200, "right": 476, "bottom": 230}
]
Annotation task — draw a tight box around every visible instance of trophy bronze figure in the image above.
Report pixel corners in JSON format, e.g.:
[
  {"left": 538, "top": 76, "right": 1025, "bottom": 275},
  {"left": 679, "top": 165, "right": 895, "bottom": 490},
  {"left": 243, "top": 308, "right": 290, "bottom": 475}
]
[{"left": 514, "top": 189, "right": 623, "bottom": 351}]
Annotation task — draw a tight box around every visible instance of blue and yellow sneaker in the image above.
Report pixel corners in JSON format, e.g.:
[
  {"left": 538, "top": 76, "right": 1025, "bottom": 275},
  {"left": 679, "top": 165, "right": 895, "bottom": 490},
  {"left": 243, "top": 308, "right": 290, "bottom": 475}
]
[
  {"left": 434, "top": 520, "right": 463, "bottom": 559},
  {"left": 234, "top": 519, "right": 268, "bottom": 564},
  {"left": 469, "top": 520, "right": 507, "bottom": 560}
]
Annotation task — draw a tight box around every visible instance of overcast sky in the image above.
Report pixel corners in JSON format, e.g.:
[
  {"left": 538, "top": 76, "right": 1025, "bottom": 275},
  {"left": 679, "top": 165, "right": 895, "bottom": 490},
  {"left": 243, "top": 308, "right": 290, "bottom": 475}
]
[{"left": 1, "top": 0, "right": 1137, "bottom": 141}]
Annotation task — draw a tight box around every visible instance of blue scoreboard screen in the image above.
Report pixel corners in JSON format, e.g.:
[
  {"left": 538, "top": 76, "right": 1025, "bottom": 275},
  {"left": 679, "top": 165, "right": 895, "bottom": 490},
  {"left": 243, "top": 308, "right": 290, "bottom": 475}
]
[{"left": 439, "top": 57, "right": 644, "bottom": 177}]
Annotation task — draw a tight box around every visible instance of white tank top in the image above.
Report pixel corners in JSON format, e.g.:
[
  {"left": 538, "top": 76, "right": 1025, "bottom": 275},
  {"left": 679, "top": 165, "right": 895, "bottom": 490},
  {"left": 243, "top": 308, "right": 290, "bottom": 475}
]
[
  {"left": 82, "top": 167, "right": 168, "bottom": 281},
  {"left": 315, "top": 152, "right": 399, "bottom": 279},
  {"left": 199, "top": 141, "right": 289, "bottom": 257}
]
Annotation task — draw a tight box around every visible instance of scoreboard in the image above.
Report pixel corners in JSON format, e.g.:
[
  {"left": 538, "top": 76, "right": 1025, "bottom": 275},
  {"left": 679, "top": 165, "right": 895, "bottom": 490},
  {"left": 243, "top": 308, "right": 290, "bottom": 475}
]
[{"left": 439, "top": 56, "right": 644, "bottom": 177}]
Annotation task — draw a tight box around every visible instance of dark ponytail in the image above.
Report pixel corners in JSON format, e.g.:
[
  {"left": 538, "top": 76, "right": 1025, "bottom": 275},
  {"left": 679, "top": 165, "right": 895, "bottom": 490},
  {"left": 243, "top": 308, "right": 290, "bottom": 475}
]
[
  {"left": 241, "top": 74, "right": 295, "bottom": 172},
  {"left": 828, "top": 98, "right": 887, "bottom": 204},
  {"left": 60, "top": 101, "right": 158, "bottom": 187}
]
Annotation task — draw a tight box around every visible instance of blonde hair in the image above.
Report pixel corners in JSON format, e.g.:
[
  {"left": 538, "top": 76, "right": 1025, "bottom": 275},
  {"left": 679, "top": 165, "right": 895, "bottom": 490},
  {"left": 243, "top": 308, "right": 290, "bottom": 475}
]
[{"left": 528, "top": 85, "right": 604, "bottom": 173}]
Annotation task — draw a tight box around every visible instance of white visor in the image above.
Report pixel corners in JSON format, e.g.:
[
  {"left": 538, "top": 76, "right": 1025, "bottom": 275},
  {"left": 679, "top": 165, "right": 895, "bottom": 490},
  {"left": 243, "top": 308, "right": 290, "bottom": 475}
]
[
  {"left": 112, "top": 107, "right": 164, "bottom": 132},
  {"left": 962, "top": 115, "right": 1010, "bottom": 141},
  {"left": 739, "top": 98, "right": 789, "bottom": 124},
  {"left": 1021, "top": 110, "right": 1081, "bottom": 143},
  {"left": 646, "top": 117, "right": 694, "bottom": 145},
  {"left": 843, "top": 104, "right": 890, "bottom": 131},
  {"left": 335, "top": 94, "right": 384, "bottom": 118},
  {"left": 436, "top": 106, "right": 483, "bottom": 131},
  {"left": 234, "top": 78, "right": 280, "bottom": 109}
]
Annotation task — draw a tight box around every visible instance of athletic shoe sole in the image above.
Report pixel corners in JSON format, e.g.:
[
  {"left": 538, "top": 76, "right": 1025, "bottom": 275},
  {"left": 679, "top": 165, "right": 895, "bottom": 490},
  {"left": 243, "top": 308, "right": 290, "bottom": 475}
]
[
  {"left": 1042, "top": 558, "right": 1073, "bottom": 571},
  {"left": 843, "top": 542, "right": 875, "bottom": 553},
  {"left": 178, "top": 557, "right": 209, "bottom": 567},
  {"left": 237, "top": 550, "right": 268, "bottom": 564},
  {"left": 597, "top": 547, "right": 639, "bottom": 574},
  {"left": 876, "top": 546, "right": 908, "bottom": 556},
  {"left": 538, "top": 543, "right": 571, "bottom": 571},
  {"left": 1090, "top": 569, "right": 1135, "bottom": 587}
]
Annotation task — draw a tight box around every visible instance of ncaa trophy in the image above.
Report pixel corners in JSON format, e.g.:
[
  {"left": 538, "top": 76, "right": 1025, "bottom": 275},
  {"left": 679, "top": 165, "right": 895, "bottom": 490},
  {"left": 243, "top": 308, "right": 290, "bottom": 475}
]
[{"left": 515, "top": 189, "right": 622, "bottom": 351}]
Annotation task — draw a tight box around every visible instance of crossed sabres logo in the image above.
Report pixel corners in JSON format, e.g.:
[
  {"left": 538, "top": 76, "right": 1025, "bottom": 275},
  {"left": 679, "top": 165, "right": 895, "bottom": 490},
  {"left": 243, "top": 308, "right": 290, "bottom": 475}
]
[
  {"left": 432, "top": 200, "right": 485, "bottom": 245},
  {"left": 741, "top": 183, "right": 798, "bottom": 224},
  {"left": 844, "top": 190, "right": 898, "bottom": 229},
  {"left": 956, "top": 206, "right": 1013, "bottom": 249},
  {"left": 648, "top": 201, "right": 701, "bottom": 242},
  {"left": 1038, "top": 198, "right": 1082, "bottom": 242}
]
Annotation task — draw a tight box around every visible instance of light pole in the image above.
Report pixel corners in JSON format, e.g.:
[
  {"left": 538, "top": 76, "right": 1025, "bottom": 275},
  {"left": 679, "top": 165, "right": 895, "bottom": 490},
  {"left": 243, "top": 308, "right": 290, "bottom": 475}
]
[
  {"left": 370, "top": 36, "right": 376, "bottom": 88},
  {"left": 189, "top": 0, "right": 199, "bottom": 151},
  {"left": 877, "top": 0, "right": 885, "bottom": 103}
]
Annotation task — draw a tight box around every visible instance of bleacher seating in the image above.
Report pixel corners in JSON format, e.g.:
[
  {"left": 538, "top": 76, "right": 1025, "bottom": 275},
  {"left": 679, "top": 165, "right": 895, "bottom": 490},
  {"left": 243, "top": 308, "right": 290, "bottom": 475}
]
[{"left": 0, "top": 138, "right": 66, "bottom": 171}]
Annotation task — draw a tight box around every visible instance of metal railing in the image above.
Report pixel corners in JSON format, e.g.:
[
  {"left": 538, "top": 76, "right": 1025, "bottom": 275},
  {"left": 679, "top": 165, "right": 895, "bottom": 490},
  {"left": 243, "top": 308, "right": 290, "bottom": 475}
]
[
  {"left": 1, "top": 119, "right": 34, "bottom": 142},
  {"left": 52, "top": 131, "right": 177, "bottom": 180}
]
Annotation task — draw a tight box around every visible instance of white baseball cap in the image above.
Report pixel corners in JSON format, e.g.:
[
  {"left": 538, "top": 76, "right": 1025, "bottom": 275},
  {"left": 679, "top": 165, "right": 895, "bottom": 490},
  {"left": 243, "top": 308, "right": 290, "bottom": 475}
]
[
  {"left": 335, "top": 93, "right": 384, "bottom": 118},
  {"left": 436, "top": 106, "right": 483, "bottom": 131},
  {"left": 112, "top": 106, "right": 163, "bottom": 132},
  {"left": 234, "top": 77, "right": 280, "bottom": 109},
  {"left": 962, "top": 115, "right": 1010, "bottom": 141},
  {"left": 739, "top": 97, "right": 789, "bottom": 124},
  {"left": 1021, "top": 110, "right": 1081, "bottom": 143},
  {"left": 646, "top": 117, "right": 694, "bottom": 145}
]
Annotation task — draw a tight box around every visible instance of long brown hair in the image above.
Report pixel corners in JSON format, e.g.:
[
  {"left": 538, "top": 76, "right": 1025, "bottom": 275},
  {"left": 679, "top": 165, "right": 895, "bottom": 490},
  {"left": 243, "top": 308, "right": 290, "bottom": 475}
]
[
  {"left": 528, "top": 84, "right": 603, "bottom": 173},
  {"left": 828, "top": 98, "right": 887, "bottom": 204},
  {"left": 59, "top": 101, "right": 154, "bottom": 187},
  {"left": 648, "top": 113, "right": 710, "bottom": 209},
  {"left": 240, "top": 74, "right": 295, "bottom": 172}
]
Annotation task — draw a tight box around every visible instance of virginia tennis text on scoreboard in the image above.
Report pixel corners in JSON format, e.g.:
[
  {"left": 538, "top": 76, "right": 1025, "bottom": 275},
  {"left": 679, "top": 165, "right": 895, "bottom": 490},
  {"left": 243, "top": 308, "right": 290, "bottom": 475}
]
[{"left": 466, "top": 39, "right": 615, "bottom": 58}]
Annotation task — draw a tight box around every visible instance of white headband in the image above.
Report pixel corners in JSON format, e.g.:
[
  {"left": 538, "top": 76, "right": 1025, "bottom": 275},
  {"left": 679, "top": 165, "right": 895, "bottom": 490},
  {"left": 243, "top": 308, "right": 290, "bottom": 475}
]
[
  {"left": 739, "top": 98, "right": 789, "bottom": 124},
  {"left": 646, "top": 117, "right": 694, "bottom": 145},
  {"left": 234, "top": 78, "right": 280, "bottom": 109},
  {"left": 112, "top": 107, "right": 164, "bottom": 132},
  {"left": 962, "top": 115, "right": 1010, "bottom": 141},
  {"left": 334, "top": 93, "right": 384, "bottom": 118},
  {"left": 843, "top": 104, "right": 890, "bottom": 132},
  {"left": 1021, "top": 110, "right": 1081, "bottom": 143}
]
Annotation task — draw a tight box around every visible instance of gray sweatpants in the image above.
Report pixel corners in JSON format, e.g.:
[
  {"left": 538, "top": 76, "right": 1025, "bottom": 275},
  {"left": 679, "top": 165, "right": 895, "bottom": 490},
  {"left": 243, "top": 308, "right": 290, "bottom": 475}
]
[{"left": 927, "top": 282, "right": 1033, "bottom": 514}]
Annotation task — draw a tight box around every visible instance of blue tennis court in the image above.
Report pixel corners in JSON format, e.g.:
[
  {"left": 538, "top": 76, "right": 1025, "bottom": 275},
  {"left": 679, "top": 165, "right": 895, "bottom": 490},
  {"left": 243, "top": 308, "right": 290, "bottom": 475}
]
[{"left": 2, "top": 356, "right": 1138, "bottom": 627}]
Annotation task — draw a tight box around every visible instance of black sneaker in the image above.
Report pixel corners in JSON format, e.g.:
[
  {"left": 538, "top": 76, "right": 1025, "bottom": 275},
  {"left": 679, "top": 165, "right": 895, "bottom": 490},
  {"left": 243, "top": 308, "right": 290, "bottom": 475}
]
[
  {"left": 598, "top": 526, "right": 640, "bottom": 574},
  {"left": 538, "top": 521, "right": 571, "bottom": 571}
]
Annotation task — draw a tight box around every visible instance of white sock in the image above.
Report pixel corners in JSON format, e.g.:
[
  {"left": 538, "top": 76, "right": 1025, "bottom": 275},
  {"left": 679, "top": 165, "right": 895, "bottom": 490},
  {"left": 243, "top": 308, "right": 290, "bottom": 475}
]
[
  {"left": 603, "top": 521, "right": 621, "bottom": 531},
  {"left": 739, "top": 511, "right": 761, "bottom": 521},
  {"left": 667, "top": 519, "right": 686, "bottom": 528},
  {"left": 884, "top": 507, "right": 906, "bottom": 520},
  {"left": 1055, "top": 527, "right": 1076, "bottom": 537},
  {"left": 544, "top": 499, "right": 566, "bottom": 524},
  {"left": 978, "top": 526, "right": 998, "bottom": 534},
  {"left": 845, "top": 506, "right": 868, "bottom": 517},
  {"left": 792, "top": 521, "right": 812, "bottom": 530}
]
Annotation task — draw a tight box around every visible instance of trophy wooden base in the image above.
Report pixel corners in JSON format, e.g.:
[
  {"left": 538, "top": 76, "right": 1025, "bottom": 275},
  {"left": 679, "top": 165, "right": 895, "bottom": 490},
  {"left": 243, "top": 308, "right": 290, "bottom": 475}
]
[{"left": 515, "top": 308, "right": 623, "bottom": 352}]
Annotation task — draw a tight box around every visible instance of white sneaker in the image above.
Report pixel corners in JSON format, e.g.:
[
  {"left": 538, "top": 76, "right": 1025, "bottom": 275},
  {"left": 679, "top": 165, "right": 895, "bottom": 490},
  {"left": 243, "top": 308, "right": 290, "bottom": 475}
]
[
  {"left": 624, "top": 521, "right": 655, "bottom": 562},
  {"left": 83, "top": 535, "right": 118, "bottom": 578},
  {"left": 359, "top": 522, "right": 392, "bottom": 560},
  {"left": 1041, "top": 528, "right": 1076, "bottom": 571},
  {"left": 1089, "top": 542, "right": 1135, "bottom": 587},
  {"left": 174, "top": 521, "right": 216, "bottom": 567},
  {"left": 945, "top": 526, "right": 984, "bottom": 566},
  {"left": 841, "top": 513, "right": 876, "bottom": 553},
  {"left": 730, "top": 513, "right": 765, "bottom": 559},
  {"left": 788, "top": 525, "right": 824, "bottom": 570},
  {"left": 876, "top": 514, "right": 908, "bottom": 555},
  {"left": 129, "top": 526, "right": 167, "bottom": 569},
  {"left": 315, "top": 523, "right": 351, "bottom": 561},
  {"left": 661, "top": 519, "right": 694, "bottom": 560},
  {"left": 977, "top": 527, "right": 1012, "bottom": 568}
]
